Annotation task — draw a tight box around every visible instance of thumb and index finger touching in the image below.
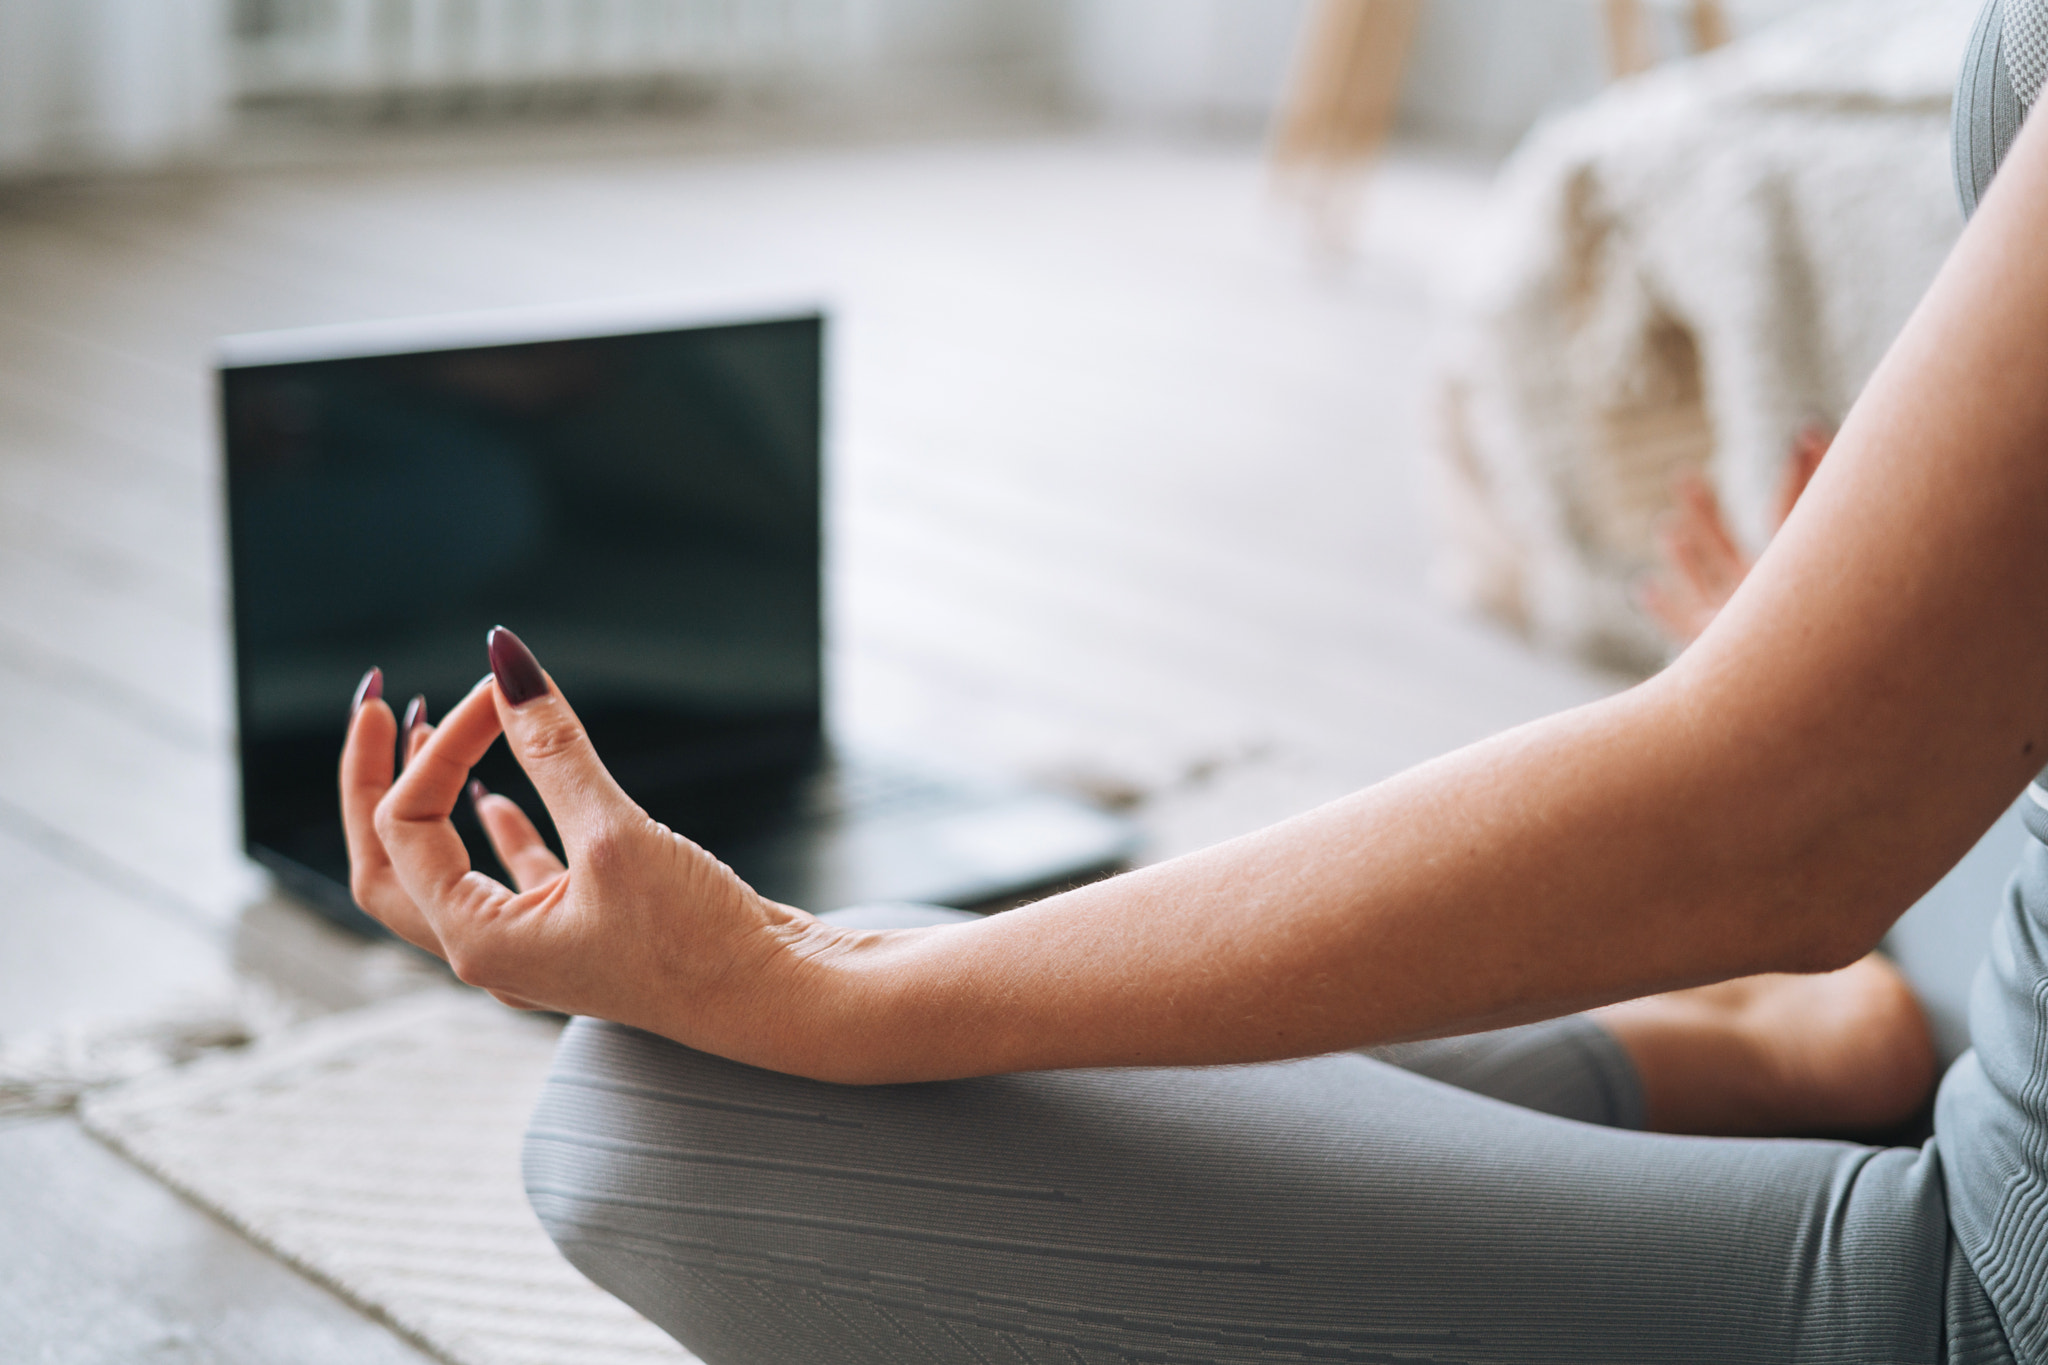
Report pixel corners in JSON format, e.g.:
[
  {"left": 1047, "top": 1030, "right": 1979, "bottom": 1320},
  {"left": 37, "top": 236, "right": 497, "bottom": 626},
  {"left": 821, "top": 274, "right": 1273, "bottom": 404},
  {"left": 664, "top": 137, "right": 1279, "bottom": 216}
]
[{"left": 375, "top": 627, "right": 628, "bottom": 916}]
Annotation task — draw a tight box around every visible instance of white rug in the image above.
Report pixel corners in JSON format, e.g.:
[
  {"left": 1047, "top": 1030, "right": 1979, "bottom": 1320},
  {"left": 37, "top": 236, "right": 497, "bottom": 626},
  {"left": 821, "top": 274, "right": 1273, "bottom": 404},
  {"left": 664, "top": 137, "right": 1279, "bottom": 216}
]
[
  {"left": 1435, "top": 0, "right": 1976, "bottom": 671},
  {"left": 79, "top": 991, "right": 696, "bottom": 1365}
]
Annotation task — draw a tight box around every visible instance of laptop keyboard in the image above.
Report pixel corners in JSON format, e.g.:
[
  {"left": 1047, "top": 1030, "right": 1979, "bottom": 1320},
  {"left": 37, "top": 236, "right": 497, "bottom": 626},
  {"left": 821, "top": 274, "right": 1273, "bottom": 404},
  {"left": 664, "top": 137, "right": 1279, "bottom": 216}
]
[{"left": 790, "top": 760, "right": 965, "bottom": 827}]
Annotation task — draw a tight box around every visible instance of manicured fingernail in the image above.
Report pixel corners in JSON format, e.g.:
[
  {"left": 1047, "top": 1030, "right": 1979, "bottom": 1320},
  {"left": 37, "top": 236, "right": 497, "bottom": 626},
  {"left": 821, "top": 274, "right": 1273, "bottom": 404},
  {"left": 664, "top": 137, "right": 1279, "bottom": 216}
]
[
  {"left": 487, "top": 626, "right": 547, "bottom": 707},
  {"left": 468, "top": 779, "right": 488, "bottom": 808},
  {"left": 402, "top": 694, "right": 428, "bottom": 736},
  {"left": 350, "top": 666, "right": 383, "bottom": 718}
]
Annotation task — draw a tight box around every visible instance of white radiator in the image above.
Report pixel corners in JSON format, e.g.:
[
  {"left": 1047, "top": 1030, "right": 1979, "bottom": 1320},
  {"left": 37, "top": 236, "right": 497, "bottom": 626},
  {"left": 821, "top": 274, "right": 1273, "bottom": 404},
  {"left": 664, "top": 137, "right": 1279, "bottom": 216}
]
[{"left": 232, "top": 0, "right": 867, "bottom": 100}]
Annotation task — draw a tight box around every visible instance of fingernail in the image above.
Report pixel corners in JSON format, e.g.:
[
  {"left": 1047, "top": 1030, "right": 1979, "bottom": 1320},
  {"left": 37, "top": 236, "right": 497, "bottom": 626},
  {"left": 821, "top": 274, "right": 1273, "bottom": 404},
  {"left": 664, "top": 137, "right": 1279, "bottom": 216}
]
[
  {"left": 487, "top": 626, "right": 548, "bottom": 707},
  {"left": 350, "top": 666, "right": 383, "bottom": 718},
  {"left": 468, "top": 779, "right": 488, "bottom": 808},
  {"left": 402, "top": 694, "right": 428, "bottom": 736}
]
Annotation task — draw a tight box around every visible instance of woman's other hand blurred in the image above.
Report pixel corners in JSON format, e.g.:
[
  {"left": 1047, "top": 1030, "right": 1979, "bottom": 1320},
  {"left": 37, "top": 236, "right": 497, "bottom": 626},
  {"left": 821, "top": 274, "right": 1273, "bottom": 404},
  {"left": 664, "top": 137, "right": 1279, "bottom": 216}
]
[{"left": 1638, "top": 427, "right": 1831, "bottom": 648}]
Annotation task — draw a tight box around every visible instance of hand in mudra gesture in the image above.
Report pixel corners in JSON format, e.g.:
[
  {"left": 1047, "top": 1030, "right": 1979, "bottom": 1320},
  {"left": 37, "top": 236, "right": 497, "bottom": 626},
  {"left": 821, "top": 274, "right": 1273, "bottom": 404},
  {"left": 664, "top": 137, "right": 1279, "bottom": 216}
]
[{"left": 339, "top": 627, "right": 842, "bottom": 1060}]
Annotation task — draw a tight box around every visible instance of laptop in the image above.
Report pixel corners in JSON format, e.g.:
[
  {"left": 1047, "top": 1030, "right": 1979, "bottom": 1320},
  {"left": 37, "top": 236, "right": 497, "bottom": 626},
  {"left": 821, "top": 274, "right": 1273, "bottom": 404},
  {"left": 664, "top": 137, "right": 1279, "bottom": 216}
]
[{"left": 219, "top": 297, "right": 1138, "bottom": 937}]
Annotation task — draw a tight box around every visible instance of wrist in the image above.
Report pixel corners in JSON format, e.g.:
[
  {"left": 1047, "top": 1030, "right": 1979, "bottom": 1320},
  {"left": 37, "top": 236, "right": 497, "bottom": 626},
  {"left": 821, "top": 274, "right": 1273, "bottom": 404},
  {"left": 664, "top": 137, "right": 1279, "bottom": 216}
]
[
  {"left": 773, "top": 918, "right": 932, "bottom": 1084},
  {"left": 753, "top": 913, "right": 996, "bottom": 1085},
  {"left": 645, "top": 903, "right": 918, "bottom": 1083}
]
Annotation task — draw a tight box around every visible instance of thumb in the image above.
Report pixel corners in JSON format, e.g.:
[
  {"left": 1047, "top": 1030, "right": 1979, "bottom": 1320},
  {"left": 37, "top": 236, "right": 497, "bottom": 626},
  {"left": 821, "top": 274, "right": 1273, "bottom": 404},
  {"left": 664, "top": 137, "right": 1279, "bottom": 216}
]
[{"left": 486, "top": 626, "right": 634, "bottom": 849}]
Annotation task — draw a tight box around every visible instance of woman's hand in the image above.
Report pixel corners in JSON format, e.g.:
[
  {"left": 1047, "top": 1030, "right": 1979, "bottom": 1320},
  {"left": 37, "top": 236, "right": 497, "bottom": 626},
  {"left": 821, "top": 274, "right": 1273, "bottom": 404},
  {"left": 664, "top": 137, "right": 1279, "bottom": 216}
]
[
  {"left": 1637, "top": 427, "right": 1830, "bottom": 648},
  {"left": 338, "top": 628, "right": 851, "bottom": 1067}
]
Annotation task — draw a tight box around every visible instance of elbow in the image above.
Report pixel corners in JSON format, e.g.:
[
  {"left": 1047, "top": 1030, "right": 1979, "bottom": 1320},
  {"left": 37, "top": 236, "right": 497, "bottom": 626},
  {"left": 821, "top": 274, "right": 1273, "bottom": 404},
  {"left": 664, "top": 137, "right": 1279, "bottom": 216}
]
[
  {"left": 1776, "top": 918, "right": 1882, "bottom": 976},
  {"left": 1758, "top": 887, "right": 1898, "bottom": 977},
  {"left": 1694, "top": 791, "right": 1929, "bottom": 980}
]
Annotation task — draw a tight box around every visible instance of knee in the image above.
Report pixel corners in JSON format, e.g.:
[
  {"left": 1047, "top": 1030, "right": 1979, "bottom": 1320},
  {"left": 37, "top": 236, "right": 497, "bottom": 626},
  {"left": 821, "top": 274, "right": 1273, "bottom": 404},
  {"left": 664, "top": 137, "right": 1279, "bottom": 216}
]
[
  {"left": 524, "top": 1017, "right": 889, "bottom": 1362},
  {"left": 523, "top": 1016, "right": 699, "bottom": 1231},
  {"left": 521, "top": 1020, "right": 726, "bottom": 1307}
]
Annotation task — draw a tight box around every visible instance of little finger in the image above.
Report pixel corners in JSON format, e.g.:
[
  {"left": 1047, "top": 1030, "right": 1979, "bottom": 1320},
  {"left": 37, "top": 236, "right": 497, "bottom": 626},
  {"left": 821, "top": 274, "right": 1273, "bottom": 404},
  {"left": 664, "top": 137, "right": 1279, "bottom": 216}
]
[{"left": 339, "top": 670, "right": 443, "bottom": 952}]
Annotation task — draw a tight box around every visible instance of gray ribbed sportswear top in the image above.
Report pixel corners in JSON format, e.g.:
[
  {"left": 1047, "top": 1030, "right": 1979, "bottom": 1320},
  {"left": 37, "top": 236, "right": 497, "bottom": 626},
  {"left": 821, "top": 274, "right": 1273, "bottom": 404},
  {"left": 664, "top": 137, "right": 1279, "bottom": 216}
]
[
  {"left": 2009, "top": 0, "right": 2048, "bottom": 107},
  {"left": 1949, "top": 6, "right": 2048, "bottom": 1362},
  {"left": 1957, "top": 0, "right": 2048, "bottom": 214}
]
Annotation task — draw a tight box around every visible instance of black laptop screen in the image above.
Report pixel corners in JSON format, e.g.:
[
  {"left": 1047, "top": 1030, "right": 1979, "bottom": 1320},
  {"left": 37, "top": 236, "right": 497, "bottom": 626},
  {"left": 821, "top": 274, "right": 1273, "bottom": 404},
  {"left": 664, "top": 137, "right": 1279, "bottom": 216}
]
[{"left": 222, "top": 313, "right": 823, "bottom": 918}]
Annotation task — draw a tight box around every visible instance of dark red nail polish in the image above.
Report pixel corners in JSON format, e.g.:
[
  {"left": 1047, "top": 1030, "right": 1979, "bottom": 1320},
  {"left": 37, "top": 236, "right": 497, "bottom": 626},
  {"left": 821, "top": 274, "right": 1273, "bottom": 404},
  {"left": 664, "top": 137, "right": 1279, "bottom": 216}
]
[
  {"left": 468, "top": 779, "right": 488, "bottom": 808},
  {"left": 350, "top": 666, "right": 383, "bottom": 718},
  {"left": 402, "top": 694, "right": 428, "bottom": 735},
  {"left": 487, "top": 626, "right": 547, "bottom": 707}
]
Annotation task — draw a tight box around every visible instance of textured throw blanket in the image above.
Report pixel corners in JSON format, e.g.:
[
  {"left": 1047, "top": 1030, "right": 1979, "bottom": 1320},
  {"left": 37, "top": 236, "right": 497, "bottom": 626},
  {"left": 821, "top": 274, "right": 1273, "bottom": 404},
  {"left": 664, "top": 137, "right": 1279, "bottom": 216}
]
[{"left": 1435, "top": 0, "right": 1976, "bottom": 671}]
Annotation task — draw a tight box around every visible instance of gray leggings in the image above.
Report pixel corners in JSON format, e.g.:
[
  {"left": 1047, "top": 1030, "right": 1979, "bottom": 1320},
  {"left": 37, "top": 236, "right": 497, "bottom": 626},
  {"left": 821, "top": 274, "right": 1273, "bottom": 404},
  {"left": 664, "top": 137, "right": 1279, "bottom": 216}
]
[{"left": 522, "top": 898, "right": 2031, "bottom": 1365}]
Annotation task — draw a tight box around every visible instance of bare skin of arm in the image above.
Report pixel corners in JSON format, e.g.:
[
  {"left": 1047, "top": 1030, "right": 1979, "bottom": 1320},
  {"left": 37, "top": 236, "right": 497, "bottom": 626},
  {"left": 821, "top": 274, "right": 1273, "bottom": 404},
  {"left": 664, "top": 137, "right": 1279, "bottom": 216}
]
[{"left": 344, "top": 109, "right": 2048, "bottom": 1088}]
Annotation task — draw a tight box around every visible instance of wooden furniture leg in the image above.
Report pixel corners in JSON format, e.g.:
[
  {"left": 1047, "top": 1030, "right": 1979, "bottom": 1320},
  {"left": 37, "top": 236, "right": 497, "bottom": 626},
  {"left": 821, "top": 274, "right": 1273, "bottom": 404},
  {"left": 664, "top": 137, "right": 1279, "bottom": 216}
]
[
  {"left": 1607, "top": 0, "right": 1731, "bottom": 79},
  {"left": 1271, "top": 0, "right": 1425, "bottom": 171},
  {"left": 1268, "top": 0, "right": 1425, "bottom": 253},
  {"left": 1688, "top": 0, "right": 1731, "bottom": 53},
  {"left": 1602, "top": 0, "right": 1656, "bottom": 77}
]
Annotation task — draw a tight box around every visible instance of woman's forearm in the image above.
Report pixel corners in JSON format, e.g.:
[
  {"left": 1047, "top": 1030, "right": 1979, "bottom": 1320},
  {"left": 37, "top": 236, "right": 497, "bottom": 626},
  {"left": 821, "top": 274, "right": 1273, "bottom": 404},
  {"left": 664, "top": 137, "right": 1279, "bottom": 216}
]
[
  {"left": 341, "top": 80, "right": 2048, "bottom": 1086},
  {"left": 775, "top": 106, "right": 2048, "bottom": 1087},
  {"left": 794, "top": 681, "right": 1813, "bottom": 1082}
]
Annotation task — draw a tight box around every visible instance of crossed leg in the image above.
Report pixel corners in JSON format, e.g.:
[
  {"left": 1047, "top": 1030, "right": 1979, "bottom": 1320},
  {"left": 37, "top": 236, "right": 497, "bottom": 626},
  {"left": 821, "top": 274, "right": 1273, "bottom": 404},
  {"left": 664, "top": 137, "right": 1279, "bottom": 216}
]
[{"left": 523, "top": 910, "right": 1976, "bottom": 1365}]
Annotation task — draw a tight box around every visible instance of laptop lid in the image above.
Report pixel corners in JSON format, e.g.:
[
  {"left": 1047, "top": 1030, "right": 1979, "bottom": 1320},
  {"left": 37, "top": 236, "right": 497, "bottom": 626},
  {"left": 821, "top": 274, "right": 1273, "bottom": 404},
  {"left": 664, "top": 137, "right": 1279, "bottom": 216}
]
[{"left": 220, "top": 299, "right": 825, "bottom": 925}]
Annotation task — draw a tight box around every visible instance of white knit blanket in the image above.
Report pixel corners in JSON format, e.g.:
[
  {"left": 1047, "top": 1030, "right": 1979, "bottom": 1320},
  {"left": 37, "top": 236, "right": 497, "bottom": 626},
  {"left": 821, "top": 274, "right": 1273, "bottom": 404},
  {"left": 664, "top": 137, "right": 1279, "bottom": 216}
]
[
  {"left": 1435, "top": 0, "right": 1976, "bottom": 670},
  {"left": 80, "top": 992, "right": 696, "bottom": 1365}
]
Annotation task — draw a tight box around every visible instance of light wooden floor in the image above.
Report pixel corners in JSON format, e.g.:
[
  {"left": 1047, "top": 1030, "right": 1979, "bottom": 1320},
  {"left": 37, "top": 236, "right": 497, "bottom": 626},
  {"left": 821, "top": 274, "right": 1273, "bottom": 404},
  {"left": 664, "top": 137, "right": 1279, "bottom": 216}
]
[{"left": 0, "top": 124, "right": 1619, "bottom": 1355}]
